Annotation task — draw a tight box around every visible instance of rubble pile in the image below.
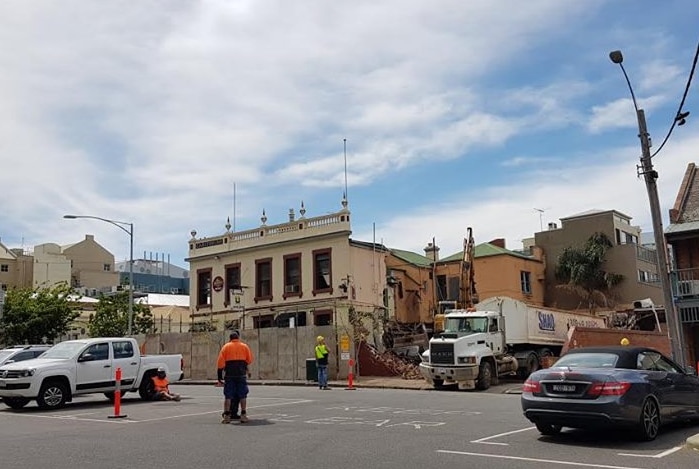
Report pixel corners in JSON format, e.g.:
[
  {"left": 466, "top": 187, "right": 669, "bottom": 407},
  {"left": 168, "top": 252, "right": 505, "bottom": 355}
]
[{"left": 365, "top": 345, "right": 422, "bottom": 380}]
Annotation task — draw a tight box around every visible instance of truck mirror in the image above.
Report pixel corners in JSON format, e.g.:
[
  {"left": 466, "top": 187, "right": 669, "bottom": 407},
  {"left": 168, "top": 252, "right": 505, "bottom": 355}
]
[{"left": 78, "top": 353, "right": 94, "bottom": 362}]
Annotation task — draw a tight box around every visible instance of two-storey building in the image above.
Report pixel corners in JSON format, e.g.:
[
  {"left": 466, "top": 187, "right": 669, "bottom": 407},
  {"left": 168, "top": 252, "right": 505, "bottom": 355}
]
[
  {"left": 186, "top": 199, "right": 387, "bottom": 337},
  {"left": 666, "top": 163, "right": 699, "bottom": 364}
]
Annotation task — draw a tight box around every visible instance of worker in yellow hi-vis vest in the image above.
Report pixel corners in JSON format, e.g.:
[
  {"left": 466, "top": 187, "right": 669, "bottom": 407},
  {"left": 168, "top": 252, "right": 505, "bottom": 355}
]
[{"left": 315, "top": 336, "right": 330, "bottom": 390}]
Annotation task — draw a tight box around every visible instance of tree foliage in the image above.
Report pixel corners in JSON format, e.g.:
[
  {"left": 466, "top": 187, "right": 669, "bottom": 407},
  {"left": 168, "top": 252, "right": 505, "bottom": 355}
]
[
  {"left": 88, "top": 291, "right": 154, "bottom": 337},
  {"left": 0, "top": 283, "right": 81, "bottom": 345},
  {"left": 555, "top": 232, "right": 624, "bottom": 312}
]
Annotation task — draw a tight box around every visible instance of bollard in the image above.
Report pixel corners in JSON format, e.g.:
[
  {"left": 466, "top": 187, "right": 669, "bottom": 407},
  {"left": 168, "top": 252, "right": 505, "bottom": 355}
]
[
  {"left": 108, "top": 367, "right": 127, "bottom": 419},
  {"left": 345, "top": 359, "right": 356, "bottom": 390}
]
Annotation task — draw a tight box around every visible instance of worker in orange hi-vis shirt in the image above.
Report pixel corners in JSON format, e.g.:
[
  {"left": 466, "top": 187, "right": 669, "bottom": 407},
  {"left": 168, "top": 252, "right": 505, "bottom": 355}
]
[{"left": 217, "top": 331, "right": 254, "bottom": 424}]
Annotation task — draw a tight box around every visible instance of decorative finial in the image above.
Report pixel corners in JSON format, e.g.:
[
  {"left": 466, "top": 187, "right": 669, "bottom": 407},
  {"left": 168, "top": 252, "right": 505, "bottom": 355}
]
[
  {"left": 190, "top": 230, "right": 197, "bottom": 239},
  {"left": 225, "top": 217, "right": 231, "bottom": 232},
  {"left": 261, "top": 209, "right": 267, "bottom": 225},
  {"left": 341, "top": 192, "right": 348, "bottom": 210},
  {"left": 300, "top": 201, "right": 306, "bottom": 218}
]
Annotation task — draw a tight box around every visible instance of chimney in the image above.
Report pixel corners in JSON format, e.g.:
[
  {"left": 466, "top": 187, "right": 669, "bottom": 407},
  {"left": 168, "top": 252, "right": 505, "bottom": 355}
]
[
  {"left": 489, "top": 238, "right": 506, "bottom": 249},
  {"left": 547, "top": 222, "right": 558, "bottom": 230},
  {"left": 424, "top": 242, "right": 440, "bottom": 261},
  {"left": 288, "top": 208, "right": 295, "bottom": 222},
  {"left": 86, "top": 234, "right": 95, "bottom": 241}
]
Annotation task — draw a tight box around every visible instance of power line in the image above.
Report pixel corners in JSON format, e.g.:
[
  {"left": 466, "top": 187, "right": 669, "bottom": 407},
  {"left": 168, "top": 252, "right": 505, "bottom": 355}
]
[{"left": 651, "top": 39, "right": 699, "bottom": 158}]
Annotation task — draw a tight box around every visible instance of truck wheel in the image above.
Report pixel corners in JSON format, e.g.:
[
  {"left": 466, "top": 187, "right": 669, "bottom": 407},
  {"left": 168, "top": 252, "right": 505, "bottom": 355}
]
[
  {"left": 139, "top": 373, "right": 155, "bottom": 401},
  {"left": 433, "top": 379, "right": 444, "bottom": 389},
  {"left": 3, "top": 397, "right": 30, "bottom": 409},
  {"left": 37, "top": 380, "right": 68, "bottom": 410},
  {"left": 536, "top": 422, "right": 562, "bottom": 436},
  {"left": 476, "top": 361, "right": 492, "bottom": 390}
]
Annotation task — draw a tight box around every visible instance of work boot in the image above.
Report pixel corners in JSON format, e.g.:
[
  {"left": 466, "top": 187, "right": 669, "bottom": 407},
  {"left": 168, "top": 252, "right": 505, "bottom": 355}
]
[
  {"left": 240, "top": 412, "right": 249, "bottom": 423},
  {"left": 221, "top": 412, "right": 231, "bottom": 424}
]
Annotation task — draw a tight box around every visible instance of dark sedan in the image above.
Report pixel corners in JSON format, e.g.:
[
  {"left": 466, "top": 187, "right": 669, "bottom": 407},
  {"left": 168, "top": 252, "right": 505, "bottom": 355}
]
[{"left": 521, "top": 346, "right": 699, "bottom": 441}]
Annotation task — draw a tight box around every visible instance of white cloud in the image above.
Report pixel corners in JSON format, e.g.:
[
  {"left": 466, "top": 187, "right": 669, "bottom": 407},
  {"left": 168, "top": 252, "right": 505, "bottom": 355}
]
[
  {"left": 587, "top": 95, "right": 665, "bottom": 133},
  {"left": 363, "top": 133, "right": 697, "bottom": 257}
]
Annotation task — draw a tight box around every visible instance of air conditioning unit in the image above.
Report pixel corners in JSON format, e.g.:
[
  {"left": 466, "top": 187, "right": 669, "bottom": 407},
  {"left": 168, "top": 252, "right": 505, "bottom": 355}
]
[{"left": 285, "top": 285, "right": 300, "bottom": 293}]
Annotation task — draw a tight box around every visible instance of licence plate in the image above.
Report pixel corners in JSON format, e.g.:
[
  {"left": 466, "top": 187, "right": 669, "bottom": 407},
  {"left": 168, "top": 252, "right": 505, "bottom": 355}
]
[{"left": 552, "top": 384, "right": 576, "bottom": 393}]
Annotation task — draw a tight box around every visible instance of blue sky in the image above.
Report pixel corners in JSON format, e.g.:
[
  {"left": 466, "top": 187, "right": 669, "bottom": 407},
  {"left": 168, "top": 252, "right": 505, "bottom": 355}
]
[{"left": 1, "top": 0, "right": 698, "bottom": 268}]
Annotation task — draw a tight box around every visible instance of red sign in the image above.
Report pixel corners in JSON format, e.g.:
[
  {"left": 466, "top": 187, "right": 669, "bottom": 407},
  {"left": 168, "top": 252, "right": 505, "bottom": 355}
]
[{"left": 212, "top": 276, "right": 224, "bottom": 292}]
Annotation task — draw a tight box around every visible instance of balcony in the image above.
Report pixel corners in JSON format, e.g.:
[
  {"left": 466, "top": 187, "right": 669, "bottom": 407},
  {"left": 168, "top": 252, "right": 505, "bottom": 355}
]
[
  {"left": 635, "top": 245, "right": 657, "bottom": 264},
  {"left": 673, "top": 268, "right": 699, "bottom": 299}
]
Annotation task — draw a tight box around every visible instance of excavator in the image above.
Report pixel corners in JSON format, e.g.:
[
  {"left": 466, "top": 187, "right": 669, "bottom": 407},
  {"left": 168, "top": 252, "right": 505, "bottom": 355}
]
[{"left": 433, "top": 227, "right": 478, "bottom": 334}]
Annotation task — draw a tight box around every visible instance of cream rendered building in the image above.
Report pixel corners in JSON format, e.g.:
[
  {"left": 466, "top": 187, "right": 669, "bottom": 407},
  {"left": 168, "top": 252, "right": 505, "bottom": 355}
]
[
  {"left": 62, "top": 234, "right": 119, "bottom": 290},
  {"left": 0, "top": 241, "right": 33, "bottom": 290},
  {"left": 186, "top": 200, "right": 387, "bottom": 335},
  {"left": 32, "top": 243, "right": 72, "bottom": 289}
]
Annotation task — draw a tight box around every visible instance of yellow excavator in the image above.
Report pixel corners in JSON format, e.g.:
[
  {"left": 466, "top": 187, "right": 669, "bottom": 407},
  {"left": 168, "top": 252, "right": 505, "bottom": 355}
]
[{"left": 433, "top": 227, "right": 478, "bottom": 334}]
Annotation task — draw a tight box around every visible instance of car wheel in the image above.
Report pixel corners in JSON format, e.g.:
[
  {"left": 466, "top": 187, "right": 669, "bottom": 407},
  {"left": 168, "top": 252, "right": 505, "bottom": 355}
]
[
  {"left": 536, "top": 422, "right": 562, "bottom": 436},
  {"left": 637, "top": 397, "right": 660, "bottom": 441},
  {"left": 433, "top": 379, "right": 444, "bottom": 389},
  {"left": 3, "top": 397, "right": 30, "bottom": 409},
  {"left": 139, "top": 374, "right": 155, "bottom": 401},
  {"left": 476, "top": 361, "right": 492, "bottom": 390},
  {"left": 37, "top": 380, "right": 68, "bottom": 410}
]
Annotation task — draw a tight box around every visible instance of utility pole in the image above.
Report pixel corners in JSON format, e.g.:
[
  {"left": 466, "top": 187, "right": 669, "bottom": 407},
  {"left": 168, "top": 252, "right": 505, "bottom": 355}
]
[
  {"left": 636, "top": 109, "right": 684, "bottom": 366},
  {"left": 609, "top": 50, "right": 684, "bottom": 367}
]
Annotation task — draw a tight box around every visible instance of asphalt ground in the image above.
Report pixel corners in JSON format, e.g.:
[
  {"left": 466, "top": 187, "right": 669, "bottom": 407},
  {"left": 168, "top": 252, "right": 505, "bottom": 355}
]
[{"left": 0, "top": 384, "right": 698, "bottom": 469}]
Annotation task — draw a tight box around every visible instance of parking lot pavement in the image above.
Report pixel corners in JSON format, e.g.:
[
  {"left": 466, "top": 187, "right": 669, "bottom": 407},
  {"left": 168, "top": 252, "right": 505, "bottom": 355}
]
[{"left": 0, "top": 385, "right": 697, "bottom": 469}]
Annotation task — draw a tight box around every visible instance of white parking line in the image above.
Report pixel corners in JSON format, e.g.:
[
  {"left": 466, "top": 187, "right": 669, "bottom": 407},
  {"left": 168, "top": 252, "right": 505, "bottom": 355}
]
[
  {"left": 437, "top": 450, "right": 644, "bottom": 469},
  {"left": 618, "top": 446, "right": 683, "bottom": 458},
  {"left": 0, "top": 398, "right": 313, "bottom": 424},
  {"left": 470, "top": 426, "right": 536, "bottom": 445},
  {"left": 133, "top": 399, "right": 313, "bottom": 423}
]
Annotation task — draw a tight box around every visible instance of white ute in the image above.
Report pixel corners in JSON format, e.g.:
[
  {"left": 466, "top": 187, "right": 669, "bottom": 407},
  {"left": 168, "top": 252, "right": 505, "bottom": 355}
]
[{"left": 0, "top": 337, "right": 183, "bottom": 410}]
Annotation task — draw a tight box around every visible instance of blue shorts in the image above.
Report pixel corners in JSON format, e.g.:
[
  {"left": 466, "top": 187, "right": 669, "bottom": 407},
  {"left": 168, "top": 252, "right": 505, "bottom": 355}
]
[{"left": 224, "top": 378, "right": 249, "bottom": 400}]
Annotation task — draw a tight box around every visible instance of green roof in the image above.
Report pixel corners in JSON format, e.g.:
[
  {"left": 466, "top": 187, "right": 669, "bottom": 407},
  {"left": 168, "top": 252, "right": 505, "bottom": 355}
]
[
  {"left": 441, "top": 243, "right": 534, "bottom": 262},
  {"left": 389, "top": 248, "right": 433, "bottom": 268}
]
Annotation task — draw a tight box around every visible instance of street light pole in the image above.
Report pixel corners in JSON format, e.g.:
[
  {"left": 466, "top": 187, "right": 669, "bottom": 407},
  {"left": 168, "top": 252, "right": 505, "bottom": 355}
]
[
  {"left": 64, "top": 214, "right": 135, "bottom": 336},
  {"left": 609, "top": 50, "right": 685, "bottom": 366}
]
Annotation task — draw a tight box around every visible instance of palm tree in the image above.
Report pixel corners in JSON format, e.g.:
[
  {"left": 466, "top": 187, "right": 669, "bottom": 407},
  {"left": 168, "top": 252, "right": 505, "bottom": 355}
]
[{"left": 555, "top": 232, "right": 624, "bottom": 312}]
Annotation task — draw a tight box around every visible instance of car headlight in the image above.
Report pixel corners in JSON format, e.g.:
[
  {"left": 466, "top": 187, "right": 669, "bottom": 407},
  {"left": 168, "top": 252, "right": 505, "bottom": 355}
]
[
  {"left": 20, "top": 369, "right": 35, "bottom": 377},
  {"left": 457, "top": 356, "right": 477, "bottom": 364}
]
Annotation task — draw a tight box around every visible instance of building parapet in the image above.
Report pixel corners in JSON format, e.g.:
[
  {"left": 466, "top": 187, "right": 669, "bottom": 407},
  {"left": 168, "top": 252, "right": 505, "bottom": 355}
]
[{"left": 187, "top": 211, "right": 351, "bottom": 259}]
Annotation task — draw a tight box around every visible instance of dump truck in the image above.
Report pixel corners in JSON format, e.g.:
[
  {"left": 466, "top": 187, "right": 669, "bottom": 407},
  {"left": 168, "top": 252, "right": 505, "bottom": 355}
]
[{"left": 419, "top": 296, "right": 607, "bottom": 390}]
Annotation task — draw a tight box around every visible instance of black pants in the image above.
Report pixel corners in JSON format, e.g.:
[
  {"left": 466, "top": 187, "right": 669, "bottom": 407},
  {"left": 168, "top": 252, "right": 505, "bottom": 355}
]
[{"left": 229, "top": 396, "right": 240, "bottom": 415}]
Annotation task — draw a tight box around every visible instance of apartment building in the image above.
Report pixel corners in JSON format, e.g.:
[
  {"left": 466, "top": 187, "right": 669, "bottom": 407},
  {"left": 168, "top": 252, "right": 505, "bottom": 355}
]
[
  {"left": 186, "top": 201, "right": 387, "bottom": 333},
  {"left": 115, "top": 258, "right": 190, "bottom": 295},
  {"left": 666, "top": 162, "right": 699, "bottom": 365},
  {"left": 533, "top": 209, "right": 663, "bottom": 310}
]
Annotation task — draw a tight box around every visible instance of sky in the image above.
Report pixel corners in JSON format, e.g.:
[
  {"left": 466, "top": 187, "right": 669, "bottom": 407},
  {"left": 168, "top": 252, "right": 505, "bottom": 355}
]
[{"left": 1, "top": 0, "right": 698, "bottom": 269}]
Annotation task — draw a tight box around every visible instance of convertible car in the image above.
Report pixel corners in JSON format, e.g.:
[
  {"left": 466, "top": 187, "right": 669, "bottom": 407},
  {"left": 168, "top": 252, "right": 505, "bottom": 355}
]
[{"left": 521, "top": 346, "right": 699, "bottom": 441}]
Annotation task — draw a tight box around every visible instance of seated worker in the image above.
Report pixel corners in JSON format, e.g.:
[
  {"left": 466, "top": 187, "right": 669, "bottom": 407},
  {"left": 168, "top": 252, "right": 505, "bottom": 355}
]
[{"left": 151, "top": 367, "right": 181, "bottom": 401}]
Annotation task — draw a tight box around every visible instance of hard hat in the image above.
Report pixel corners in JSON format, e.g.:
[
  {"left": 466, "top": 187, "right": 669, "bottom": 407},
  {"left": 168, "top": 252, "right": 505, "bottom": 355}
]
[
  {"left": 620, "top": 338, "right": 630, "bottom": 346},
  {"left": 157, "top": 366, "right": 166, "bottom": 372},
  {"left": 317, "top": 335, "right": 324, "bottom": 342}
]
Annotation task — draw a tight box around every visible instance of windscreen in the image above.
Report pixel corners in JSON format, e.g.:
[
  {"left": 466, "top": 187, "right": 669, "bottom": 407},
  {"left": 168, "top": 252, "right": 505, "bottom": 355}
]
[
  {"left": 554, "top": 352, "right": 619, "bottom": 369},
  {"left": 40, "top": 342, "right": 86, "bottom": 359},
  {"left": 444, "top": 317, "right": 488, "bottom": 334}
]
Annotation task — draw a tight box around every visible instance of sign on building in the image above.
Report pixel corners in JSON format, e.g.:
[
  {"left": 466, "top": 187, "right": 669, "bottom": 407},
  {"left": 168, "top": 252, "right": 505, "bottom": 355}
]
[{"left": 230, "top": 288, "right": 244, "bottom": 312}]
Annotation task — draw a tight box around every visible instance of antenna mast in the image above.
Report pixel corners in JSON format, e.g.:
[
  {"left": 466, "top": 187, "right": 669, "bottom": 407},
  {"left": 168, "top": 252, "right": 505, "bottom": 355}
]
[{"left": 343, "top": 138, "right": 348, "bottom": 202}]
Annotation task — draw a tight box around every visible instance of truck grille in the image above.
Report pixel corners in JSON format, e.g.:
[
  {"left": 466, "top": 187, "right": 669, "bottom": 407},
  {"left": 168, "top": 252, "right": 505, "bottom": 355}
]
[
  {"left": 430, "top": 343, "right": 454, "bottom": 365},
  {"left": 0, "top": 370, "right": 23, "bottom": 378}
]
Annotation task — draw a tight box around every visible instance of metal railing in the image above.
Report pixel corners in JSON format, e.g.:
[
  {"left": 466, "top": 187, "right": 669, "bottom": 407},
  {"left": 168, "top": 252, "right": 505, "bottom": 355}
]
[{"left": 673, "top": 268, "right": 699, "bottom": 299}]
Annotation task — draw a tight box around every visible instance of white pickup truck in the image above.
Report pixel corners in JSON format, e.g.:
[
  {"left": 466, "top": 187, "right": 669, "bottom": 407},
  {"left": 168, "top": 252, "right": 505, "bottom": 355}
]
[{"left": 0, "top": 337, "right": 183, "bottom": 410}]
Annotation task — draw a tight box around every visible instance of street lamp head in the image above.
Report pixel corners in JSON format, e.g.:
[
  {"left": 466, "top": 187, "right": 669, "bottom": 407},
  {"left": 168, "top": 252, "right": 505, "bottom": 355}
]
[
  {"left": 609, "top": 50, "right": 624, "bottom": 64},
  {"left": 63, "top": 215, "right": 78, "bottom": 219}
]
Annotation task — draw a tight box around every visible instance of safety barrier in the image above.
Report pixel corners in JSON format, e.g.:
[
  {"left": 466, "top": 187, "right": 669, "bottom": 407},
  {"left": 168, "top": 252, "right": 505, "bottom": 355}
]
[{"left": 108, "top": 367, "right": 127, "bottom": 419}]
